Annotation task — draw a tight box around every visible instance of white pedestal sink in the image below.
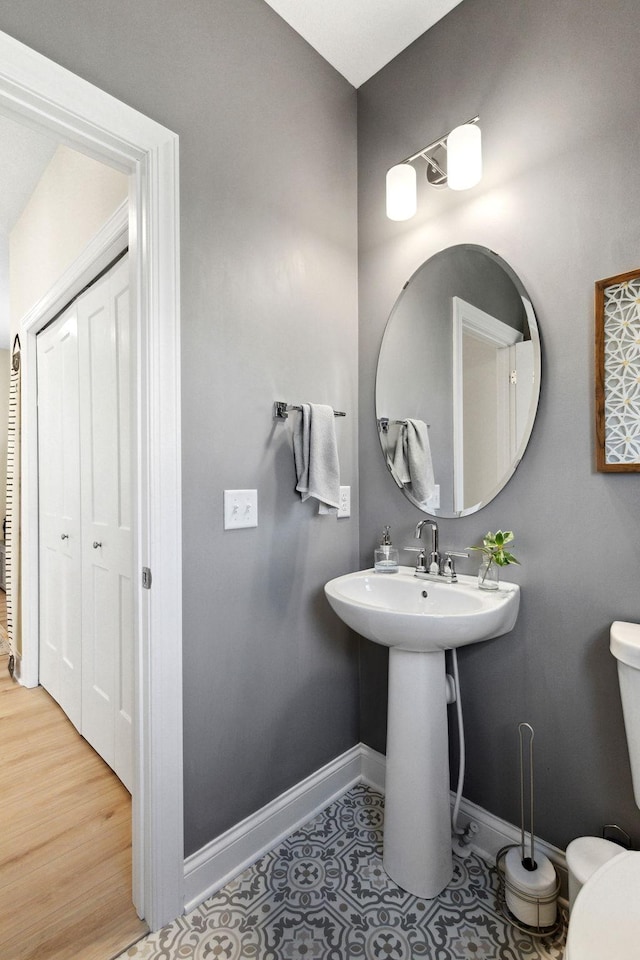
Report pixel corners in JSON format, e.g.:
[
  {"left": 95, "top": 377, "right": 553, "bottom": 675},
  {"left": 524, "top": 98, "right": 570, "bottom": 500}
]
[{"left": 325, "top": 565, "right": 520, "bottom": 899}]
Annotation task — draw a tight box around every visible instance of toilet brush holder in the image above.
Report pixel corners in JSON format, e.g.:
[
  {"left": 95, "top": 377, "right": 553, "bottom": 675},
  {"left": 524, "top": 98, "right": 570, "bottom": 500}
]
[{"left": 496, "top": 723, "right": 561, "bottom": 936}]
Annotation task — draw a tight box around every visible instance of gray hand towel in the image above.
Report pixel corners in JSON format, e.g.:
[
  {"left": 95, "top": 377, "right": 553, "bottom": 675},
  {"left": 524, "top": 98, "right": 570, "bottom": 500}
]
[
  {"left": 292, "top": 403, "right": 340, "bottom": 513},
  {"left": 392, "top": 418, "right": 435, "bottom": 506},
  {"left": 392, "top": 424, "right": 411, "bottom": 484}
]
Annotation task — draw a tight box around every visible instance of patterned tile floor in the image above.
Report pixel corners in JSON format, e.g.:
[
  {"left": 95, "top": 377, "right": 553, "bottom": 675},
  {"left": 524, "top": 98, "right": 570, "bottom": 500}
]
[{"left": 118, "top": 784, "right": 567, "bottom": 960}]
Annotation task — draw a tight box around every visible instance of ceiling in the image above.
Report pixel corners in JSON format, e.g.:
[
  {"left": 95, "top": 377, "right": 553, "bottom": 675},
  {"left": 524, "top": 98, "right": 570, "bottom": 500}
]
[{"left": 262, "top": 0, "right": 464, "bottom": 88}]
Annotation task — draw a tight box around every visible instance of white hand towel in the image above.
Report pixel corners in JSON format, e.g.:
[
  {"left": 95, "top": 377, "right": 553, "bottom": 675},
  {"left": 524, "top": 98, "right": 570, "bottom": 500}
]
[
  {"left": 392, "top": 419, "right": 435, "bottom": 506},
  {"left": 292, "top": 403, "right": 340, "bottom": 514}
]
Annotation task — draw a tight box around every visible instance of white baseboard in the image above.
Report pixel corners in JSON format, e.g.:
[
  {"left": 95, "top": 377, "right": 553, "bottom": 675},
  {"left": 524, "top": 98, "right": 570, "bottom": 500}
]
[
  {"left": 451, "top": 791, "right": 567, "bottom": 874},
  {"left": 184, "top": 742, "right": 567, "bottom": 914},
  {"left": 360, "top": 742, "right": 387, "bottom": 792},
  {"left": 183, "top": 744, "right": 362, "bottom": 913}
]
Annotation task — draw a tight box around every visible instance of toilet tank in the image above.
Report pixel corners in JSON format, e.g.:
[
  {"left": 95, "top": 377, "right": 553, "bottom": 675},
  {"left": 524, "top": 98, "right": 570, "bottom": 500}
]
[{"left": 610, "top": 621, "right": 640, "bottom": 809}]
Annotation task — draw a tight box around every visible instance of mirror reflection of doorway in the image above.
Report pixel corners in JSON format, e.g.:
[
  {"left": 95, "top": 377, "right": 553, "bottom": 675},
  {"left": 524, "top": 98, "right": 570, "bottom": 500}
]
[{"left": 453, "top": 296, "right": 532, "bottom": 513}]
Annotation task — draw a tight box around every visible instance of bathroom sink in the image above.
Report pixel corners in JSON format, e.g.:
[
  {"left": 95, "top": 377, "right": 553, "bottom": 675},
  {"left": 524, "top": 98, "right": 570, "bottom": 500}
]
[
  {"left": 324, "top": 564, "right": 521, "bottom": 899},
  {"left": 324, "top": 566, "right": 520, "bottom": 652}
]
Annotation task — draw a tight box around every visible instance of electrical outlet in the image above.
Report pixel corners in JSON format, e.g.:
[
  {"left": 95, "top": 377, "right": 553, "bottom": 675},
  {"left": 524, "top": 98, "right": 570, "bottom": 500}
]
[
  {"left": 224, "top": 489, "right": 258, "bottom": 529},
  {"left": 337, "top": 485, "right": 351, "bottom": 518}
]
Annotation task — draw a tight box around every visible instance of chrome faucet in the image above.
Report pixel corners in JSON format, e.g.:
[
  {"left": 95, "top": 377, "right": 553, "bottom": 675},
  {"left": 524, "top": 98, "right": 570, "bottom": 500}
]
[
  {"left": 413, "top": 519, "right": 467, "bottom": 583},
  {"left": 415, "top": 519, "right": 439, "bottom": 574}
]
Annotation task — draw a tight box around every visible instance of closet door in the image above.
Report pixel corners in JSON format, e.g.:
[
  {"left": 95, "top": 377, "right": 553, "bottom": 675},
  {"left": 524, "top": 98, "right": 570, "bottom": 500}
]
[
  {"left": 78, "top": 256, "right": 133, "bottom": 792},
  {"left": 37, "top": 307, "right": 82, "bottom": 730}
]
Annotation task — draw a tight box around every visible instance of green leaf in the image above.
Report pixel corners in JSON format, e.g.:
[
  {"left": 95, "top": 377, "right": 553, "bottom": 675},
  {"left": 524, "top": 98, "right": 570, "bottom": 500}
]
[{"left": 469, "top": 529, "right": 520, "bottom": 567}]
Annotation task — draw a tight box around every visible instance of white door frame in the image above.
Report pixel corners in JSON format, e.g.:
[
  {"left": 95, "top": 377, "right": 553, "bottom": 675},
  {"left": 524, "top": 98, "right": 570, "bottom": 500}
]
[{"left": 0, "top": 31, "right": 183, "bottom": 930}]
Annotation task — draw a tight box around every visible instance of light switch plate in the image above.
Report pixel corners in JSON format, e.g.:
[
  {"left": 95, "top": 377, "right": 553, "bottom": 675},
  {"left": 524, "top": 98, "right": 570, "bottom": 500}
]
[
  {"left": 337, "top": 485, "right": 351, "bottom": 518},
  {"left": 224, "top": 489, "right": 258, "bottom": 529}
]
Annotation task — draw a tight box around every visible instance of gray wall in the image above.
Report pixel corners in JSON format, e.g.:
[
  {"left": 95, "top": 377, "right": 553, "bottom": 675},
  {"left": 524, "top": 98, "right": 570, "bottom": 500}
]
[
  {"left": 5, "top": 0, "right": 640, "bottom": 869},
  {"left": 358, "top": 0, "right": 640, "bottom": 849},
  {"left": 0, "top": 0, "right": 360, "bottom": 857}
]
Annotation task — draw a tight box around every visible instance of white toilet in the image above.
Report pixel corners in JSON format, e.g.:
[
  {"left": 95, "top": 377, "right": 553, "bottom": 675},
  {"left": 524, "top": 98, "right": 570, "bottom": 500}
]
[
  {"left": 565, "top": 835, "right": 625, "bottom": 911},
  {"left": 564, "top": 621, "right": 640, "bottom": 959}
]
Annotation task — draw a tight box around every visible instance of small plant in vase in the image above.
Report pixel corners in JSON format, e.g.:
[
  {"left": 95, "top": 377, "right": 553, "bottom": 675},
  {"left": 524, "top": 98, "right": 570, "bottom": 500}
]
[{"left": 469, "top": 530, "right": 519, "bottom": 590}]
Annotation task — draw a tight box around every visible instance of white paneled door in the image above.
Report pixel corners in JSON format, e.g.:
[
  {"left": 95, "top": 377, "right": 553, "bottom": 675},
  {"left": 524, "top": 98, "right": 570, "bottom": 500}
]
[
  {"left": 37, "top": 308, "right": 82, "bottom": 731},
  {"left": 37, "top": 255, "right": 133, "bottom": 791},
  {"left": 78, "top": 258, "right": 133, "bottom": 791}
]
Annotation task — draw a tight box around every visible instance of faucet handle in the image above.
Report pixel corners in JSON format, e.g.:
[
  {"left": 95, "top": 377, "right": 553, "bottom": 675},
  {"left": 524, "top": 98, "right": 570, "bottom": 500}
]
[
  {"left": 402, "top": 545, "right": 427, "bottom": 572},
  {"left": 442, "top": 551, "right": 469, "bottom": 582}
]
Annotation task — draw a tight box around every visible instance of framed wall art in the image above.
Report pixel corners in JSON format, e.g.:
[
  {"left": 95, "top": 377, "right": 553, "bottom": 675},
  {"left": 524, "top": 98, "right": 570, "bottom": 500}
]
[{"left": 595, "top": 268, "right": 640, "bottom": 472}]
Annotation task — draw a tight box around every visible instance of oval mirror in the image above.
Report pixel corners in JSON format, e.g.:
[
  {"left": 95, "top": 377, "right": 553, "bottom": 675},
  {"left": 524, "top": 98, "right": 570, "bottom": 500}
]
[{"left": 376, "top": 245, "right": 541, "bottom": 518}]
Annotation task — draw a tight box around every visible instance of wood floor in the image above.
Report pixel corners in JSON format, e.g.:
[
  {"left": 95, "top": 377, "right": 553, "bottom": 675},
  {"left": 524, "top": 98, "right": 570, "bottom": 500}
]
[{"left": 0, "top": 655, "right": 148, "bottom": 960}]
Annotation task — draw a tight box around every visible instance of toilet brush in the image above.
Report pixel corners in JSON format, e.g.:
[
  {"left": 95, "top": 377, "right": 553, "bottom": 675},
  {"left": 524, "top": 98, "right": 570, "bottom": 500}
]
[{"left": 504, "top": 723, "right": 557, "bottom": 928}]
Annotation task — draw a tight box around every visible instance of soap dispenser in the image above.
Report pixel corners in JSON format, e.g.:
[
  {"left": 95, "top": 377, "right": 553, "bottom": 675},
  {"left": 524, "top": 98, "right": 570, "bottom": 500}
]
[{"left": 374, "top": 526, "right": 400, "bottom": 573}]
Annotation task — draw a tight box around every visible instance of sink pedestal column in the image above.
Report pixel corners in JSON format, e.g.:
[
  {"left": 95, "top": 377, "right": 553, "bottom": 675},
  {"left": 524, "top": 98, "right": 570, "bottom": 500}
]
[{"left": 383, "top": 648, "right": 453, "bottom": 898}]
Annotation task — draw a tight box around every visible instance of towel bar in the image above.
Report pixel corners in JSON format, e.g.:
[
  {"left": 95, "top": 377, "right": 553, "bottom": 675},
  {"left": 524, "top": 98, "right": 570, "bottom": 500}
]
[
  {"left": 378, "top": 417, "right": 430, "bottom": 433},
  {"left": 274, "top": 401, "right": 346, "bottom": 420}
]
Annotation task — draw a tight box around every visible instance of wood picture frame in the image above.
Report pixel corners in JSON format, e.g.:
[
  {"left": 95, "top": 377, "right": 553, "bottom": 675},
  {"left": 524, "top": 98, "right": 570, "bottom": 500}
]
[{"left": 595, "top": 268, "right": 640, "bottom": 472}]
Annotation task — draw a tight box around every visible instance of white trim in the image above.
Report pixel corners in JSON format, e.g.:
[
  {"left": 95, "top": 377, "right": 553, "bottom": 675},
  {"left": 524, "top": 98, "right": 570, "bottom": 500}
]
[
  {"left": 360, "top": 742, "right": 387, "bottom": 793},
  {"left": 450, "top": 792, "right": 567, "bottom": 885},
  {"left": 495, "top": 347, "right": 511, "bottom": 477},
  {"left": 0, "top": 30, "right": 183, "bottom": 930},
  {"left": 184, "top": 746, "right": 363, "bottom": 914},
  {"left": 184, "top": 743, "right": 567, "bottom": 915},
  {"left": 453, "top": 297, "right": 524, "bottom": 350}
]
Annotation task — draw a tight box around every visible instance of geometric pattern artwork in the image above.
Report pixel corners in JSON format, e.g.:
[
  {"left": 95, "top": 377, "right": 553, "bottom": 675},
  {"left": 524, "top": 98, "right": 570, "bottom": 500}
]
[
  {"left": 603, "top": 276, "right": 640, "bottom": 463},
  {"left": 116, "top": 784, "right": 567, "bottom": 960}
]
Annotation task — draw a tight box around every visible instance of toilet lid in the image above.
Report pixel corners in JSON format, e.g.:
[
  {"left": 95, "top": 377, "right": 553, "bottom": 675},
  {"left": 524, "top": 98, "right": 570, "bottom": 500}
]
[{"left": 565, "top": 851, "right": 640, "bottom": 959}]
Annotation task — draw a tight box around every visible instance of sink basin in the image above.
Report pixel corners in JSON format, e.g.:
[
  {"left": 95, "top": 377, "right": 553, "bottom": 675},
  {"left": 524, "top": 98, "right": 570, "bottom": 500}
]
[{"left": 324, "top": 566, "right": 520, "bottom": 652}]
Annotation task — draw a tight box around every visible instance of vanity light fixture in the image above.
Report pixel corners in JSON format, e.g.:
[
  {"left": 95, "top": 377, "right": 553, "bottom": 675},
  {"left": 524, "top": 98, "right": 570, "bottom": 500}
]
[
  {"left": 386, "top": 162, "right": 417, "bottom": 221},
  {"left": 385, "top": 117, "right": 481, "bottom": 221}
]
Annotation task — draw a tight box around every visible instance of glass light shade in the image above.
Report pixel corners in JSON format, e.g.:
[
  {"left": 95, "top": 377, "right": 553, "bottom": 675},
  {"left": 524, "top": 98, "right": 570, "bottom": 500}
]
[
  {"left": 447, "top": 123, "right": 482, "bottom": 191},
  {"left": 386, "top": 163, "right": 417, "bottom": 221}
]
